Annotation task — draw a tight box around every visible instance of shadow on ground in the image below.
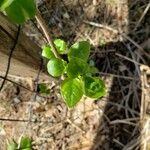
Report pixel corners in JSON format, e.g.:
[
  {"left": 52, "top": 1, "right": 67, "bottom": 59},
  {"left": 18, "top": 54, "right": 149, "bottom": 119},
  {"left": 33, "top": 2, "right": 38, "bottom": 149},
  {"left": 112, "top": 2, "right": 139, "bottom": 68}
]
[{"left": 90, "top": 0, "right": 150, "bottom": 149}]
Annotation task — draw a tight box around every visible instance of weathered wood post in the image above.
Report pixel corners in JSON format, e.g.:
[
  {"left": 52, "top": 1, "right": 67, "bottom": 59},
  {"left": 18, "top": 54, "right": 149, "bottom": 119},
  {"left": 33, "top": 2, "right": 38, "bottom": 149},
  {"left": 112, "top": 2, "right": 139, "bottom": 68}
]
[{"left": 0, "top": 13, "right": 50, "bottom": 80}]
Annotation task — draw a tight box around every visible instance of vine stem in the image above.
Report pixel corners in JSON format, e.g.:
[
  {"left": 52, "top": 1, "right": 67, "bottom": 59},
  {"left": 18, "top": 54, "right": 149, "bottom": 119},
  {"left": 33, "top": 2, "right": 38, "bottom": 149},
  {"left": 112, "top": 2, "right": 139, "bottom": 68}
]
[
  {"left": 35, "top": 9, "right": 60, "bottom": 58},
  {"left": 0, "top": 25, "right": 21, "bottom": 91}
]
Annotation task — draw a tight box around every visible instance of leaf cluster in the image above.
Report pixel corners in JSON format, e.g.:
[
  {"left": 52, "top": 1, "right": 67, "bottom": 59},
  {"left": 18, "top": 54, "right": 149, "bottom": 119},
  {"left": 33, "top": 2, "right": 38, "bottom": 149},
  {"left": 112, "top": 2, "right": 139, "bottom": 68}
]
[
  {"left": 42, "top": 40, "right": 106, "bottom": 108},
  {"left": 0, "top": 1, "right": 106, "bottom": 108}
]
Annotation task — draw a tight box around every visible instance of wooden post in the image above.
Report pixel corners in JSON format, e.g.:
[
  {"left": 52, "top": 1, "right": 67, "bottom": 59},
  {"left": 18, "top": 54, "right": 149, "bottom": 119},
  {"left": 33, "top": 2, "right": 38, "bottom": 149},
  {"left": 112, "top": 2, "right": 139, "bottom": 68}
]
[{"left": 0, "top": 13, "right": 50, "bottom": 80}]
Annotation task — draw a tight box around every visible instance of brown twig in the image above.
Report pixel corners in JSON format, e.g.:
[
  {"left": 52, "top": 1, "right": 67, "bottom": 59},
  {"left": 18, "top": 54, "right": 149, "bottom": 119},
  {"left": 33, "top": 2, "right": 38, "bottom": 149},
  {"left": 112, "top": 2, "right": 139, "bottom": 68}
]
[
  {"left": 83, "top": 20, "right": 150, "bottom": 58},
  {"left": 0, "top": 75, "right": 34, "bottom": 92},
  {"left": 35, "top": 9, "right": 60, "bottom": 58},
  {"left": 0, "top": 75, "right": 49, "bottom": 99},
  {"left": 98, "top": 72, "right": 139, "bottom": 81},
  {"left": 134, "top": 2, "right": 150, "bottom": 31}
]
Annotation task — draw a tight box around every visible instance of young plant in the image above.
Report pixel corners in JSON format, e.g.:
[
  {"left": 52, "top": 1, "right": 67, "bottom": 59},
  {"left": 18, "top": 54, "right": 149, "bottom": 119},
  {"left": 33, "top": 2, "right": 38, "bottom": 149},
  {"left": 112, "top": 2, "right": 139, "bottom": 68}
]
[
  {"left": 37, "top": 83, "right": 50, "bottom": 94},
  {"left": 42, "top": 40, "right": 106, "bottom": 108},
  {"left": 0, "top": 1, "right": 106, "bottom": 108},
  {"left": 7, "top": 136, "right": 32, "bottom": 150}
]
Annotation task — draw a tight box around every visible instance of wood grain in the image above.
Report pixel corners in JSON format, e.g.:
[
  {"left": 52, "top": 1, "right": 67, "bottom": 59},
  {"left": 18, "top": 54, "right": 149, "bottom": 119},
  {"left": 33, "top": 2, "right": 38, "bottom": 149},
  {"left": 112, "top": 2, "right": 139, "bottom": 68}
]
[{"left": 0, "top": 13, "right": 50, "bottom": 80}]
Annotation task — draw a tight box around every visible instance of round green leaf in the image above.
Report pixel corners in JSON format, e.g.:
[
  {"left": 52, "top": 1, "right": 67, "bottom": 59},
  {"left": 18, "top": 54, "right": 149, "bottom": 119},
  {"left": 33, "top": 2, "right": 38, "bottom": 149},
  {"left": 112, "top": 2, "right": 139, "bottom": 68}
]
[
  {"left": 47, "top": 58, "right": 66, "bottom": 77},
  {"left": 83, "top": 76, "right": 106, "bottom": 99},
  {"left": 4, "top": 0, "right": 36, "bottom": 24},
  {"left": 66, "top": 57, "right": 88, "bottom": 78},
  {"left": 54, "top": 39, "right": 67, "bottom": 54},
  {"left": 61, "top": 78, "right": 84, "bottom": 108},
  {"left": 68, "top": 41, "right": 90, "bottom": 61},
  {"left": 42, "top": 45, "right": 55, "bottom": 59}
]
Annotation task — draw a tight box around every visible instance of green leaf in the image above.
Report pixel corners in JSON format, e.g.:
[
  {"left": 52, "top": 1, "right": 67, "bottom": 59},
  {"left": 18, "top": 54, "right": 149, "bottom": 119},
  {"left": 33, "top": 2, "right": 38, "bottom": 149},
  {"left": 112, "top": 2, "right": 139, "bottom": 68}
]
[
  {"left": 42, "top": 45, "right": 55, "bottom": 59},
  {"left": 66, "top": 57, "right": 88, "bottom": 78},
  {"left": 83, "top": 76, "right": 106, "bottom": 99},
  {"left": 0, "top": 0, "right": 14, "bottom": 11},
  {"left": 85, "top": 60, "right": 98, "bottom": 76},
  {"left": 47, "top": 58, "right": 66, "bottom": 77},
  {"left": 7, "top": 140, "right": 17, "bottom": 150},
  {"left": 54, "top": 39, "right": 67, "bottom": 54},
  {"left": 38, "top": 83, "right": 50, "bottom": 94},
  {"left": 4, "top": 0, "right": 36, "bottom": 24},
  {"left": 89, "top": 60, "right": 95, "bottom": 67},
  {"left": 61, "top": 78, "right": 83, "bottom": 108},
  {"left": 99, "top": 39, "right": 106, "bottom": 46},
  {"left": 86, "top": 66, "right": 99, "bottom": 75},
  {"left": 20, "top": 137, "right": 32, "bottom": 149},
  {"left": 68, "top": 41, "right": 90, "bottom": 61}
]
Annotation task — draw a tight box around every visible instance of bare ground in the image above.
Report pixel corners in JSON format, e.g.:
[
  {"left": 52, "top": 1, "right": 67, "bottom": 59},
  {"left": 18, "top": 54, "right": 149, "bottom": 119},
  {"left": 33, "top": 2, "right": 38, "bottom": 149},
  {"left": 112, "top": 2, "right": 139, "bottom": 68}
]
[{"left": 0, "top": 0, "right": 150, "bottom": 150}]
